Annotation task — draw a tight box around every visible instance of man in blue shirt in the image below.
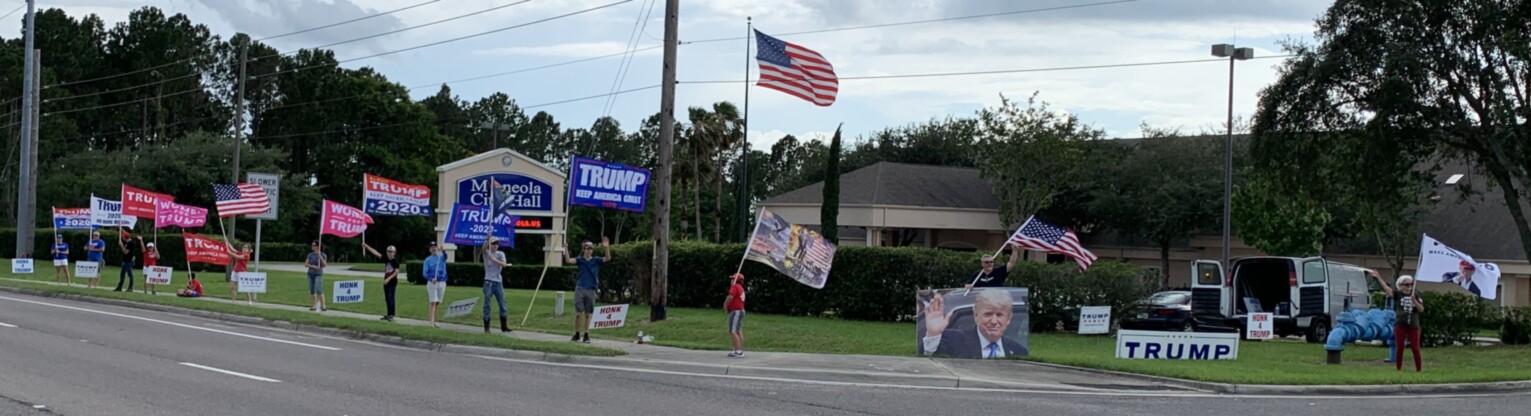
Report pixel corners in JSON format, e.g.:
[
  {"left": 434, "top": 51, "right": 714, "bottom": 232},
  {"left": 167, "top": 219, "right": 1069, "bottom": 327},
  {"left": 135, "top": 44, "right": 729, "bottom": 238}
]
[
  {"left": 563, "top": 236, "right": 610, "bottom": 343},
  {"left": 85, "top": 231, "right": 106, "bottom": 289},
  {"left": 422, "top": 241, "right": 449, "bottom": 328}
]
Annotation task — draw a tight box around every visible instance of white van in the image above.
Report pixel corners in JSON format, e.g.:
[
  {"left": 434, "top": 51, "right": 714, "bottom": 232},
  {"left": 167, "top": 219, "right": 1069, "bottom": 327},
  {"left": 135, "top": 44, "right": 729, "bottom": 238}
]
[{"left": 1189, "top": 257, "right": 1372, "bottom": 343}]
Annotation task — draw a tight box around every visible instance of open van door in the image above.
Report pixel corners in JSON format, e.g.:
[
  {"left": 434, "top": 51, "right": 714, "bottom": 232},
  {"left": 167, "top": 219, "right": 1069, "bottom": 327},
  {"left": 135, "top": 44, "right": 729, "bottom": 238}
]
[
  {"left": 1190, "top": 260, "right": 1229, "bottom": 317},
  {"left": 1297, "top": 257, "right": 1329, "bottom": 317}
]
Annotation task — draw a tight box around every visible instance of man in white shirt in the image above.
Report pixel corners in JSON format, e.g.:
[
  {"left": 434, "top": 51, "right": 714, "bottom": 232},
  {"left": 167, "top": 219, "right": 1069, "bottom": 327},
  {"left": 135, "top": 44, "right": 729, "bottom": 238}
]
[{"left": 920, "top": 289, "right": 1028, "bottom": 359}]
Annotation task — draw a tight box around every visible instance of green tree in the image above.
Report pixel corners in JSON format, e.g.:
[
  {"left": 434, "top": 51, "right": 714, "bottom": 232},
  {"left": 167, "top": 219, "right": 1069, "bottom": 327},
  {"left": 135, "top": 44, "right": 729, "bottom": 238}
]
[
  {"left": 974, "top": 93, "right": 1104, "bottom": 226},
  {"left": 1252, "top": 0, "right": 1531, "bottom": 262},
  {"left": 821, "top": 126, "right": 842, "bottom": 243},
  {"left": 1090, "top": 127, "right": 1222, "bottom": 286}
]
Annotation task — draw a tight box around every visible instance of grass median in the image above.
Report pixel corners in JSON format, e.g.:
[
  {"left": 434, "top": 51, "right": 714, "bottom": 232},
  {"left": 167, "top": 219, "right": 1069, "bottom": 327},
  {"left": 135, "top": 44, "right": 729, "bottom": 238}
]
[
  {"left": 5, "top": 263, "right": 1529, "bottom": 384},
  {"left": 0, "top": 268, "right": 622, "bottom": 357}
]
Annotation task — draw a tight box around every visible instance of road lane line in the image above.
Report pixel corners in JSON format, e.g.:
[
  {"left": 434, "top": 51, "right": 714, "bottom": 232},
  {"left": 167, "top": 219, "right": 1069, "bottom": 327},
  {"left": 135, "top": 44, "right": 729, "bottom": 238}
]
[
  {"left": 0, "top": 295, "right": 340, "bottom": 351},
  {"left": 180, "top": 362, "right": 281, "bottom": 383},
  {"left": 0, "top": 322, "right": 17, "bottom": 328},
  {"left": 467, "top": 355, "right": 1531, "bottom": 400}
]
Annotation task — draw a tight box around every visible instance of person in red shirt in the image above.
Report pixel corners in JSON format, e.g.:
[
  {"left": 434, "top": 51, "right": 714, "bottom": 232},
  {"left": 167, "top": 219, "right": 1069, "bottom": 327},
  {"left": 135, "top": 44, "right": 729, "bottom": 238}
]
[
  {"left": 177, "top": 273, "right": 203, "bottom": 298},
  {"left": 725, "top": 273, "right": 747, "bottom": 358},
  {"left": 141, "top": 238, "right": 159, "bottom": 295},
  {"left": 226, "top": 243, "right": 253, "bottom": 304}
]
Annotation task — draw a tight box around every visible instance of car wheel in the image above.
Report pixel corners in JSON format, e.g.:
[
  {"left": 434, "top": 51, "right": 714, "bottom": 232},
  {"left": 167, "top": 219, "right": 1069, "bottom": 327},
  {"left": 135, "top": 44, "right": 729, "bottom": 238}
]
[{"left": 1306, "top": 319, "right": 1331, "bottom": 344}]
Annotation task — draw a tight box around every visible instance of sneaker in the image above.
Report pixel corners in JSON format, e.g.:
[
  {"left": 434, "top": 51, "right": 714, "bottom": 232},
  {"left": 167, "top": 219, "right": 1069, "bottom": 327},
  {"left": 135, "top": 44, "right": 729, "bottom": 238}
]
[
  {"left": 380, "top": 316, "right": 390, "bottom": 321},
  {"left": 727, "top": 351, "right": 742, "bottom": 358},
  {"left": 571, "top": 333, "right": 582, "bottom": 342},
  {"left": 582, "top": 334, "right": 590, "bottom": 344}
]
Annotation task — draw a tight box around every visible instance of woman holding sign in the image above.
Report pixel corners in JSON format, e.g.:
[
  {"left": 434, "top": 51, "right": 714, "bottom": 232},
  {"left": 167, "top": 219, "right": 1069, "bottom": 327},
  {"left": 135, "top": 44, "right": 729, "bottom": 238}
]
[
  {"left": 226, "top": 243, "right": 253, "bottom": 304},
  {"left": 51, "top": 234, "right": 71, "bottom": 286},
  {"left": 140, "top": 237, "right": 158, "bottom": 295}
]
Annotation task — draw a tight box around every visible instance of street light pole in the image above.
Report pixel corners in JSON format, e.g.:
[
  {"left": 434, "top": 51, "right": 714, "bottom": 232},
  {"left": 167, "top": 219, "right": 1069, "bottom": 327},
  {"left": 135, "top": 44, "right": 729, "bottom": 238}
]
[{"left": 1211, "top": 43, "right": 1252, "bottom": 270}]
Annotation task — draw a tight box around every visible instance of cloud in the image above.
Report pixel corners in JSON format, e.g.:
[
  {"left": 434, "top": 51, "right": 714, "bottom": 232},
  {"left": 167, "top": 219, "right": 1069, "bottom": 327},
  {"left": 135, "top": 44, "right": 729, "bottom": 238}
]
[{"left": 193, "top": 0, "right": 409, "bottom": 54}]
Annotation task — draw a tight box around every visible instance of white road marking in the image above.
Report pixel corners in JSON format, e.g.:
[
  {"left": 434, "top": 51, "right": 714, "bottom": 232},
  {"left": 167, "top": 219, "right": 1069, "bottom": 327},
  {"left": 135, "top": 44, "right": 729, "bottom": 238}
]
[
  {"left": 0, "top": 295, "right": 340, "bottom": 351},
  {"left": 0, "top": 322, "right": 16, "bottom": 328},
  {"left": 180, "top": 362, "right": 281, "bottom": 383},
  {"left": 468, "top": 355, "right": 1531, "bottom": 400}
]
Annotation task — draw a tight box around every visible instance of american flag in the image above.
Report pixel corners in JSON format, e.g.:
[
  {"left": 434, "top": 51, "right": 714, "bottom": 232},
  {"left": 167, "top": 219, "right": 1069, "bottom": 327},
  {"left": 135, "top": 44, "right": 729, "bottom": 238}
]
[
  {"left": 1008, "top": 216, "right": 1097, "bottom": 271},
  {"left": 754, "top": 30, "right": 838, "bottom": 107},
  {"left": 213, "top": 183, "right": 270, "bottom": 217}
]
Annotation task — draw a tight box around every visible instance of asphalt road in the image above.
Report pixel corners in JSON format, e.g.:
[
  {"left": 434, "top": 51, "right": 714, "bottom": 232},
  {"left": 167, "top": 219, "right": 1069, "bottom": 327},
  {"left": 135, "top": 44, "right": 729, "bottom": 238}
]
[{"left": 2, "top": 293, "right": 1529, "bottom": 416}]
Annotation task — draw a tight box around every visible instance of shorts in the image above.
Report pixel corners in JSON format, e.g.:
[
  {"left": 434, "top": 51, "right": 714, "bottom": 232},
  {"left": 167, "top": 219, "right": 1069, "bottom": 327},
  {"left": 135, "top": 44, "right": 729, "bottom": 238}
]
[
  {"left": 426, "top": 281, "right": 446, "bottom": 303},
  {"left": 727, "top": 310, "right": 745, "bottom": 334},
  {"left": 307, "top": 274, "right": 323, "bottom": 295},
  {"left": 574, "top": 287, "right": 597, "bottom": 313},
  {"left": 53, "top": 259, "right": 67, "bottom": 267}
]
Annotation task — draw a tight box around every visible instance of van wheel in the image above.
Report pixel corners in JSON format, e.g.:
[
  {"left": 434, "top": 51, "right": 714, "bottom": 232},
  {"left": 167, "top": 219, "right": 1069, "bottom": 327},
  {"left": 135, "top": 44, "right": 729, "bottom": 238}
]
[{"left": 1306, "top": 319, "right": 1331, "bottom": 344}]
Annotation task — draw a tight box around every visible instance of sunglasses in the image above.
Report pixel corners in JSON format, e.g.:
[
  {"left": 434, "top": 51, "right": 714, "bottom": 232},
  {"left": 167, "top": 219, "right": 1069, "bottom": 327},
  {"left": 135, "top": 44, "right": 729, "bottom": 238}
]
[{"left": 1400, "top": 283, "right": 1414, "bottom": 286}]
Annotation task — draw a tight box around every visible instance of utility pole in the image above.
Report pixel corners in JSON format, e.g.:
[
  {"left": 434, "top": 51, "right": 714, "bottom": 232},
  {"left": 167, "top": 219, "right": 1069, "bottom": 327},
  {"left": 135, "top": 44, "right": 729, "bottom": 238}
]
[
  {"left": 14, "top": 0, "right": 37, "bottom": 258},
  {"left": 228, "top": 38, "right": 248, "bottom": 280},
  {"left": 651, "top": 0, "right": 679, "bottom": 322}
]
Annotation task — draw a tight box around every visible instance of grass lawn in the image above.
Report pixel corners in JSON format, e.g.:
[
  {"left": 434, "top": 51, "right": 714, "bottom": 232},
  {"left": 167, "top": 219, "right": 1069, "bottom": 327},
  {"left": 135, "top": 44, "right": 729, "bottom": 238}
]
[
  {"left": 346, "top": 264, "right": 386, "bottom": 273},
  {"left": 0, "top": 267, "right": 621, "bottom": 357},
  {"left": 5, "top": 263, "right": 1529, "bottom": 385}
]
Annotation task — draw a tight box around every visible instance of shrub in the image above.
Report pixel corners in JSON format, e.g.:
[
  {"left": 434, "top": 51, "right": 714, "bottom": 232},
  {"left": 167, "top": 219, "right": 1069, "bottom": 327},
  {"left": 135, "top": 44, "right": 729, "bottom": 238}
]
[
  {"left": 1502, "top": 306, "right": 1531, "bottom": 345},
  {"left": 1417, "top": 291, "right": 1496, "bottom": 347}
]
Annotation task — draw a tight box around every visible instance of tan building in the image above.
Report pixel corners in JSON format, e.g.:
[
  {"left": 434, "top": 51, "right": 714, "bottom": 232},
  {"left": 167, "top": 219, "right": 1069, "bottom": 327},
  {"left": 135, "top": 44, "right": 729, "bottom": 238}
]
[
  {"left": 759, "top": 161, "right": 1531, "bottom": 308},
  {"left": 433, "top": 149, "right": 567, "bottom": 266}
]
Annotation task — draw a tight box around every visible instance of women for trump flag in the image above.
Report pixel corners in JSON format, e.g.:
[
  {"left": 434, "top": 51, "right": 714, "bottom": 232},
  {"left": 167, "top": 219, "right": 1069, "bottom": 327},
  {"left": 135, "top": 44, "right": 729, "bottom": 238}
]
[
  {"left": 121, "top": 184, "right": 172, "bottom": 219},
  {"left": 320, "top": 200, "right": 373, "bottom": 238},
  {"left": 742, "top": 209, "right": 836, "bottom": 289},
  {"left": 154, "top": 199, "right": 207, "bottom": 228}
]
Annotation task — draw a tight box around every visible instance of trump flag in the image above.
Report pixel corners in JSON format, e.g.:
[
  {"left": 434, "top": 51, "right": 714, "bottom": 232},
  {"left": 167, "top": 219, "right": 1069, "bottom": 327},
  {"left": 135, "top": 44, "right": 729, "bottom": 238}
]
[
  {"left": 182, "top": 232, "right": 230, "bottom": 264},
  {"left": 1416, "top": 234, "right": 1500, "bottom": 300},
  {"left": 742, "top": 209, "right": 836, "bottom": 289},
  {"left": 362, "top": 174, "right": 432, "bottom": 216},
  {"left": 121, "top": 184, "right": 172, "bottom": 219},
  {"left": 154, "top": 199, "right": 207, "bottom": 228}
]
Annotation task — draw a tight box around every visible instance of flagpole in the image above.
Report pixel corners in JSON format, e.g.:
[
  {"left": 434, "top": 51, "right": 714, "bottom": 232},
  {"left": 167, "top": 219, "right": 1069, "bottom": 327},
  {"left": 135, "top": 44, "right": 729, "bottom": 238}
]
[
  {"left": 964, "top": 216, "right": 1032, "bottom": 295},
  {"left": 737, "top": 16, "right": 753, "bottom": 242},
  {"left": 734, "top": 209, "right": 764, "bottom": 275},
  {"left": 522, "top": 168, "right": 575, "bottom": 326}
]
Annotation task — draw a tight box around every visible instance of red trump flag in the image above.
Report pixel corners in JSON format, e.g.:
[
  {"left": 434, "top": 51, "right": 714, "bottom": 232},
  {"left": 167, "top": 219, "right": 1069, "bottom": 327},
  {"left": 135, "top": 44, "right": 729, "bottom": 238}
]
[
  {"left": 320, "top": 200, "right": 373, "bottom": 238},
  {"left": 183, "top": 232, "right": 230, "bottom": 264},
  {"left": 122, "top": 184, "right": 173, "bottom": 219}
]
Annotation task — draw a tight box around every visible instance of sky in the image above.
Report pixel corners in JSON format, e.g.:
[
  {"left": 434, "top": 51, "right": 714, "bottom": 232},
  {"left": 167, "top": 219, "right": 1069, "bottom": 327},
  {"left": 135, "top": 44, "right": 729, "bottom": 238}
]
[{"left": 3, "top": 0, "right": 1336, "bottom": 149}]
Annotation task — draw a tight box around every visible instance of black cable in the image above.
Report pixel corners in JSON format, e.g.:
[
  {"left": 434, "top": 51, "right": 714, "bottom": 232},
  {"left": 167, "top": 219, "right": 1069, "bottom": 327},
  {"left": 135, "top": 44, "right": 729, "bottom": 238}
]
[
  {"left": 681, "top": 0, "right": 1139, "bottom": 44},
  {"left": 250, "top": 0, "right": 534, "bottom": 63},
  {"left": 256, "top": 0, "right": 442, "bottom": 42},
  {"left": 44, "top": 0, "right": 440, "bottom": 89}
]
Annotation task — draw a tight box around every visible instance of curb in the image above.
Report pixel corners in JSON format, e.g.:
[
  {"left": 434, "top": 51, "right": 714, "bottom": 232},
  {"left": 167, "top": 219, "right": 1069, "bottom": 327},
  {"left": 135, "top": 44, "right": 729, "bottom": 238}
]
[{"left": 1019, "top": 359, "right": 1531, "bottom": 395}]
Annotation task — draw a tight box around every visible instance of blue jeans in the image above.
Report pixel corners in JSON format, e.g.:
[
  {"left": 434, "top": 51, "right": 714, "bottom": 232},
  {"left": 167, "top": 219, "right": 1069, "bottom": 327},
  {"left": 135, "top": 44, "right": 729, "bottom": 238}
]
[
  {"left": 115, "top": 260, "right": 135, "bottom": 291},
  {"left": 482, "top": 281, "right": 507, "bottom": 321}
]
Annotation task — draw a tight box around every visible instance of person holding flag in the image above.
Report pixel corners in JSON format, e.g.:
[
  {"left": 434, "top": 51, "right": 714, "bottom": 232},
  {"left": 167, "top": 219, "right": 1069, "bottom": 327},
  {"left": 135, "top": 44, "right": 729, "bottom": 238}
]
[
  {"left": 113, "top": 229, "right": 141, "bottom": 293},
  {"left": 361, "top": 242, "right": 401, "bottom": 322},
  {"left": 564, "top": 237, "right": 610, "bottom": 343},
  {"left": 177, "top": 273, "right": 203, "bottom": 298},
  {"left": 966, "top": 244, "right": 1019, "bottom": 290},
  {"left": 482, "top": 231, "right": 512, "bottom": 334},
  {"left": 51, "top": 234, "right": 71, "bottom": 286},
  {"left": 306, "top": 241, "right": 328, "bottom": 312},
  {"left": 226, "top": 243, "right": 254, "bottom": 303}
]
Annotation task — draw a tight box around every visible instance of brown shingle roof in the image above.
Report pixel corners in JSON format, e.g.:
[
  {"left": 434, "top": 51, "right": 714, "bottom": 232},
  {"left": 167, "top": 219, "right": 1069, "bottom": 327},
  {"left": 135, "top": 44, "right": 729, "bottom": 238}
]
[{"left": 760, "top": 162, "right": 999, "bottom": 209}]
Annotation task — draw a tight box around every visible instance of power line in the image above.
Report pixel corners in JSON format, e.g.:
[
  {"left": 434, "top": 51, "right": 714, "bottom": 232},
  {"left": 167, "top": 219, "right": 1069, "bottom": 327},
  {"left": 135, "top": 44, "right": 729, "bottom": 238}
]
[
  {"left": 256, "top": 0, "right": 442, "bottom": 42},
  {"left": 682, "top": 0, "right": 1139, "bottom": 44},
  {"left": 680, "top": 55, "right": 1296, "bottom": 84},
  {"left": 408, "top": 46, "right": 662, "bottom": 90},
  {"left": 601, "top": 0, "right": 658, "bottom": 117},
  {"left": 252, "top": 0, "right": 534, "bottom": 63},
  {"left": 254, "top": 0, "right": 635, "bottom": 80},
  {"left": 2, "top": 4, "right": 23, "bottom": 21},
  {"left": 42, "top": 87, "right": 203, "bottom": 117},
  {"left": 44, "top": 70, "right": 198, "bottom": 103},
  {"left": 43, "top": 0, "right": 439, "bottom": 89}
]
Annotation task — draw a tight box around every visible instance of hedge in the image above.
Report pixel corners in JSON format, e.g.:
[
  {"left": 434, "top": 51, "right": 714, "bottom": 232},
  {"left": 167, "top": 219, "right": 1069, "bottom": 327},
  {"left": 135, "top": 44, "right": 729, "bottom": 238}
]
[
  {"left": 1502, "top": 306, "right": 1531, "bottom": 345},
  {"left": 1372, "top": 290, "right": 1500, "bottom": 347},
  {"left": 401, "top": 241, "right": 1151, "bottom": 324}
]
